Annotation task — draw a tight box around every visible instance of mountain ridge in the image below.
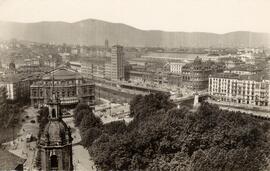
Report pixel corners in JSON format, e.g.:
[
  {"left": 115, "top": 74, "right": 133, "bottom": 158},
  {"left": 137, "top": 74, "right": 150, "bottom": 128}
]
[{"left": 0, "top": 18, "right": 269, "bottom": 48}]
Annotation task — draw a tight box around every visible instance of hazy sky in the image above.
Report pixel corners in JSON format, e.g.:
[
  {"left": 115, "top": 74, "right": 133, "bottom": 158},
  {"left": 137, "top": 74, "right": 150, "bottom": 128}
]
[{"left": 0, "top": 0, "right": 269, "bottom": 33}]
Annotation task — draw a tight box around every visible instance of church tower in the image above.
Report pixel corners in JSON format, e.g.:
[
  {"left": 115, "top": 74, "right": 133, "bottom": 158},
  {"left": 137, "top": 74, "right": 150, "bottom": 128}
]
[{"left": 38, "top": 93, "right": 73, "bottom": 171}]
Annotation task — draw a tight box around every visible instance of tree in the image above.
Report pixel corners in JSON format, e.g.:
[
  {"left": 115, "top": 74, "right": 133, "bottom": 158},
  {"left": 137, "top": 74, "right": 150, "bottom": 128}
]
[
  {"left": 130, "top": 92, "right": 175, "bottom": 120},
  {"left": 74, "top": 103, "right": 92, "bottom": 126},
  {"left": 79, "top": 113, "right": 103, "bottom": 137},
  {"left": 81, "top": 127, "right": 102, "bottom": 148},
  {"left": 89, "top": 97, "right": 270, "bottom": 171},
  {"left": 103, "top": 120, "right": 127, "bottom": 135}
]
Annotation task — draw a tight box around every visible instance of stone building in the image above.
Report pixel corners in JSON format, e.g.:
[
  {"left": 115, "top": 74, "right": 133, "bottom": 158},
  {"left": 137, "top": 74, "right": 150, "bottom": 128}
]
[
  {"left": 30, "top": 67, "right": 95, "bottom": 108},
  {"left": 182, "top": 57, "right": 225, "bottom": 90},
  {"left": 38, "top": 93, "right": 73, "bottom": 171},
  {"left": 209, "top": 73, "right": 270, "bottom": 108},
  {"left": 111, "top": 45, "right": 125, "bottom": 81}
]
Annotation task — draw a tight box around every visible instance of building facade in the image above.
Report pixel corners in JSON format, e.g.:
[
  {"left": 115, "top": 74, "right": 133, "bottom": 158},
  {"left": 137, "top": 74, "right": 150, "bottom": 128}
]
[
  {"left": 30, "top": 67, "right": 95, "bottom": 108},
  {"left": 169, "top": 62, "right": 184, "bottom": 74},
  {"left": 182, "top": 57, "right": 224, "bottom": 90},
  {"left": 104, "top": 60, "right": 112, "bottom": 80},
  {"left": 209, "top": 73, "right": 270, "bottom": 108},
  {"left": 111, "top": 45, "right": 125, "bottom": 80},
  {"left": 0, "top": 74, "right": 39, "bottom": 101}
]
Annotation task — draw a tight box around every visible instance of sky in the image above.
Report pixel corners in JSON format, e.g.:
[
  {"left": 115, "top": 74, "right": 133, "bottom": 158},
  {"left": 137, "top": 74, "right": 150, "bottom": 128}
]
[{"left": 0, "top": 0, "right": 269, "bottom": 33}]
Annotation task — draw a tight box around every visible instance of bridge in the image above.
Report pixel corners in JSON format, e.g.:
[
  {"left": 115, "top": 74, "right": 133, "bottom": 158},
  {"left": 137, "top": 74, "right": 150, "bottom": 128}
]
[
  {"left": 119, "top": 83, "right": 169, "bottom": 94},
  {"left": 173, "top": 92, "right": 209, "bottom": 104}
]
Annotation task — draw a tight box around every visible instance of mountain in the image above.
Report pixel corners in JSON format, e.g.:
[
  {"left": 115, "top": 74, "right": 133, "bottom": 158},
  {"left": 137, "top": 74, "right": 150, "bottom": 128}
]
[{"left": 0, "top": 19, "right": 269, "bottom": 48}]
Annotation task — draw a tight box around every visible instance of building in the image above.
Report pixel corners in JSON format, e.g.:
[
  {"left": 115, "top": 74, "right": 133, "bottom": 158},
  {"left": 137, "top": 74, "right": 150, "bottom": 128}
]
[
  {"left": 105, "top": 39, "right": 109, "bottom": 50},
  {"left": 209, "top": 73, "right": 270, "bottom": 108},
  {"left": 80, "top": 59, "right": 106, "bottom": 79},
  {"left": 4, "top": 76, "right": 19, "bottom": 100},
  {"left": 81, "top": 62, "right": 93, "bottom": 78},
  {"left": 104, "top": 60, "right": 112, "bottom": 80},
  {"left": 38, "top": 93, "right": 73, "bottom": 171},
  {"left": 169, "top": 62, "right": 184, "bottom": 74},
  {"left": 218, "top": 57, "right": 244, "bottom": 69},
  {"left": 182, "top": 57, "right": 225, "bottom": 90},
  {"left": 30, "top": 67, "right": 95, "bottom": 108},
  {"left": 69, "top": 61, "right": 81, "bottom": 73},
  {"left": 0, "top": 73, "right": 39, "bottom": 101},
  {"left": 167, "top": 73, "right": 183, "bottom": 86},
  {"left": 129, "top": 70, "right": 155, "bottom": 83},
  {"left": 111, "top": 45, "right": 125, "bottom": 80},
  {"left": 224, "top": 64, "right": 262, "bottom": 75}
]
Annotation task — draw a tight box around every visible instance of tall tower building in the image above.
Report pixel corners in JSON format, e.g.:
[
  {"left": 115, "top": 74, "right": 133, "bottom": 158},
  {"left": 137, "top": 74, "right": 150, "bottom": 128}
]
[
  {"left": 105, "top": 39, "right": 109, "bottom": 50},
  {"left": 38, "top": 93, "right": 73, "bottom": 171},
  {"left": 111, "top": 45, "right": 124, "bottom": 80}
]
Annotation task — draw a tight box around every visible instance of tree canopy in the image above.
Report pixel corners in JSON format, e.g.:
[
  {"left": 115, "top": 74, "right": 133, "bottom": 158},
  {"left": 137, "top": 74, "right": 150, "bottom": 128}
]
[{"left": 87, "top": 93, "right": 270, "bottom": 171}]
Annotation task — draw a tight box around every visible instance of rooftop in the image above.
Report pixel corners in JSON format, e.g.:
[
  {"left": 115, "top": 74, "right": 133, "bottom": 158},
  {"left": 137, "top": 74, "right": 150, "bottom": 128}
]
[
  {"left": 42, "top": 67, "right": 82, "bottom": 80},
  {"left": 226, "top": 64, "right": 262, "bottom": 72},
  {"left": 210, "top": 72, "right": 270, "bottom": 82},
  {"left": 0, "top": 149, "right": 26, "bottom": 170}
]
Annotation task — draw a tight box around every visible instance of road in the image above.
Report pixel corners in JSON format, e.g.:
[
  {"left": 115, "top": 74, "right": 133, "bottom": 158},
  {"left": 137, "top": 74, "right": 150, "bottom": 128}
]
[
  {"left": 63, "top": 117, "right": 97, "bottom": 171},
  {"left": 4, "top": 107, "right": 39, "bottom": 170}
]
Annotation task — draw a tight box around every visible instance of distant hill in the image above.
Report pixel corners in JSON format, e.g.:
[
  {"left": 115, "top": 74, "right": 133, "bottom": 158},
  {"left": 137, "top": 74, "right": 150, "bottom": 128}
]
[{"left": 0, "top": 19, "right": 269, "bottom": 48}]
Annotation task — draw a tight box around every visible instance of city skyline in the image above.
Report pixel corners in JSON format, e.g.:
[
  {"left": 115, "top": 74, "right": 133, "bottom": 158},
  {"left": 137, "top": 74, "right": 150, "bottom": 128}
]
[{"left": 0, "top": 0, "right": 270, "bottom": 34}]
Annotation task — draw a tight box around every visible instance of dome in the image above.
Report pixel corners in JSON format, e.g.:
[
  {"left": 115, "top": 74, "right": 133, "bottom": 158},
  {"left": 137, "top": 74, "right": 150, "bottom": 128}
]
[{"left": 40, "top": 120, "right": 72, "bottom": 146}]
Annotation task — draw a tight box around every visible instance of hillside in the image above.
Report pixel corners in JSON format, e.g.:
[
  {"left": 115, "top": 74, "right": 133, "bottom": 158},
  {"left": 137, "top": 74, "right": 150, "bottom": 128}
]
[{"left": 0, "top": 19, "right": 269, "bottom": 48}]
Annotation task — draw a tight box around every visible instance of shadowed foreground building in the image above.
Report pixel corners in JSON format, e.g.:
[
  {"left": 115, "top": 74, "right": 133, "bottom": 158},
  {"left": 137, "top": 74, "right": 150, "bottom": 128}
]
[
  {"left": 38, "top": 94, "right": 73, "bottom": 171},
  {"left": 30, "top": 67, "right": 95, "bottom": 108}
]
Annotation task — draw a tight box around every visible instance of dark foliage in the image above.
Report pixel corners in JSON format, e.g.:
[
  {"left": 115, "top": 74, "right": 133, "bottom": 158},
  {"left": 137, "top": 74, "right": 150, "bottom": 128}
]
[
  {"left": 0, "top": 90, "right": 24, "bottom": 144},
  {"left": 103, "top": 120, "right": 127, "bottom": 135},
  {"left": 129, "top": 92, "right": 175, "bottom": 119},
  {"left": 74, "top": 103, "right": 103, "bottom": 148},
  {"left": 81, "top": 127, "right": 102, "bottom": 148},
  {"left": 89, "top": 94, "right": 270, "bottom": 171},
  {"left": 74, "top": 103, "right": 92, "bottom": 126},
  {"left": 79, "top": 113, "right": 103, "bottom": 136}
]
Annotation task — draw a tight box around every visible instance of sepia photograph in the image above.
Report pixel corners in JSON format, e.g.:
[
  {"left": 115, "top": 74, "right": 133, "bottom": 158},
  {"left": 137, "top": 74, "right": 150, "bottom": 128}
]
[{"left": 0, "top": 0, "right": 269, "bottom": 170}]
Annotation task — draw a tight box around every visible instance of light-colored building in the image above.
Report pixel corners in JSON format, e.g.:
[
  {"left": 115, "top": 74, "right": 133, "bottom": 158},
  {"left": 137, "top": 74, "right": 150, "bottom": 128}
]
[
  {"left": 209, "top": 73, "right": 270, "bottom": 107},
  {"left": 169, "top": 62, "right": 184, "bottom": 74},
  {"left": 80, "top": 59, "right": 105, "bottom": 79},
  {"left": 111, "top": 45, "right": 125, "bottom": 80},
  {"left": 0, "top": 74, "right": 39, "bottom": 101},
  {"left": 6, "top": 82, "right": 17, "bottom": 100},
  {"left": 81, "top": 63, "right": 93, "bottom": 78}
]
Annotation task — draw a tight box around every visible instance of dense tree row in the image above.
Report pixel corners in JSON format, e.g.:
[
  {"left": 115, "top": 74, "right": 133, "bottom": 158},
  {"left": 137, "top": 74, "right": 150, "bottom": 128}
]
[
  {"left": 76, "top": 93, "right": 270, "bottom": 171},
  {"left": 0, "top": 88, "right": 26, "bottom": 144}
]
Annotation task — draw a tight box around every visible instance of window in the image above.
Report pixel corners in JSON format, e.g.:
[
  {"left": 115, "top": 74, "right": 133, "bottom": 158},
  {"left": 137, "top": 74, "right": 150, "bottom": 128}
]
[
  {"left": 52, "top": 108, "right": 56, "bottom": 118},
  {"left": 50, "top": 155, "right": 58, "bottom": 169}
]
